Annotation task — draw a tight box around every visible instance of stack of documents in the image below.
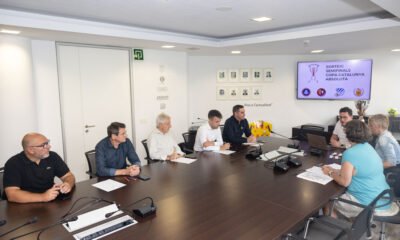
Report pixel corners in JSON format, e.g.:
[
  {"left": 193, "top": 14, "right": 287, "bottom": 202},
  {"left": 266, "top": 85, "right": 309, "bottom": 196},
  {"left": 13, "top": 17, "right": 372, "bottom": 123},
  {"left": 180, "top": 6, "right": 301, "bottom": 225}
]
[
  {"left": 213, "top": 150, "right": 235, "bottom": 155},
  {"left": 172, "top": 157, "right": 197, "bottom": 164},
  {"left": 297, "top": 163, "right": 341, "bottom": 185}
]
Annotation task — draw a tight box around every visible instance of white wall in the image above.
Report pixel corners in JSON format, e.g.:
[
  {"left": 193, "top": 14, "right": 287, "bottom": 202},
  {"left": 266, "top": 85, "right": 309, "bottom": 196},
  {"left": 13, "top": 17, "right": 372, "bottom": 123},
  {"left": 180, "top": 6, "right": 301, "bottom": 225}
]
[
  {"left": 0, "top": 36, "right": 37, "bottom": 167},
  {"left": 0, "top": 35, "right": 189, "bottom": 173},
  {"left": 188, "top": 54, "right": 400, "bottom": 136},
  {"left": 132, "top": 50, "right": 188, "bottom": 162}
]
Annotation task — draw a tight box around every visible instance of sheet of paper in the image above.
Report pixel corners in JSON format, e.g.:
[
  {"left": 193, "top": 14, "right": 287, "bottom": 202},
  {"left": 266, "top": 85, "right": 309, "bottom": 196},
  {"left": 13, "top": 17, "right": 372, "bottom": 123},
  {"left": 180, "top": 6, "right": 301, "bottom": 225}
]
[
  {"left": 277, "top": 146, "right": 298, "bottom": 154},
  {"left": 63, "top": 203, "right": 122, "bottom": 232},
  {"left": 297, "top": 171, "right": 333, "bottom": 185},
  {"left": 292, "top": 151, "right": 305, "bottom": 157},
  {"left": 328, "top": 163, "right": 342, "bottom": 170},
  {"left": 92, "top": 179, "right": 126, "bottom": 192},
  {"left": 261, "top": 150, "right": 282, "bottom": 161},
  {"left": 172, "top": 157, "right": 197, "bottom": 164},
  {"left": 213, "top": 150, "right": 235, "bottom": 155},
  {"left": 242, "top": 142, "right": 262, "bottom": 147}
]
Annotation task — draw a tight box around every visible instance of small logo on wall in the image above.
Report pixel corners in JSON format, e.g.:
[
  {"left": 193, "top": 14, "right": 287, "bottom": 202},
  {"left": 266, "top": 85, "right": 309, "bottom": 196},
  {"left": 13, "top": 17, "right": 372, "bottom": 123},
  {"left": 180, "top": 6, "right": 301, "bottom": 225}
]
[
  {"left": 353, "top": 88, "right": 364, "bottom": 97},
  {"left": 335, "top": 88, "right": 345, "bottom": 97},
  {"left": 317, "top": 88, "right": 326, "bottom": 96},
  {"left": 302, "top": 88, "right": 311, "bottom": 96}
]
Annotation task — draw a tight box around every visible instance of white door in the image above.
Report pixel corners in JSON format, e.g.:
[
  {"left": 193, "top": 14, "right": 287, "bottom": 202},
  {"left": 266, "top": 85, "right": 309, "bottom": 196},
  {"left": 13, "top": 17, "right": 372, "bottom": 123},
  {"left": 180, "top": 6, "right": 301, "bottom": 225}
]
[{"left": 57, "top": 44, "right": 133, "bottom": 182}]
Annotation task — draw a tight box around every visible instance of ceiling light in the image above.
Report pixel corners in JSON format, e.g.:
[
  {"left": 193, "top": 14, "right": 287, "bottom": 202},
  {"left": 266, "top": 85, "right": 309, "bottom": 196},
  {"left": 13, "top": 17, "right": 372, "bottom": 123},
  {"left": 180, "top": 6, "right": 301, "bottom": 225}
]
[
  {"left": 252, "top": 17, "right": 272, "bottom": 22},
  {"left": 216, "top": 7, "right": 232, "bottom": 12},
  {"left": 391, "top": 49, "right": 400, "bottom": 52},
  {"left": 311, "top": 49, "right": 324, "bottom": 53},
  {"left": 162, "top": 45, "right": 175, "bottom": 49},
  {"left": 231, "top": 50, "right": 241, "bottom": 54},
  {"left": 0, "top": 29, "right": 20, "bottom": 34}
]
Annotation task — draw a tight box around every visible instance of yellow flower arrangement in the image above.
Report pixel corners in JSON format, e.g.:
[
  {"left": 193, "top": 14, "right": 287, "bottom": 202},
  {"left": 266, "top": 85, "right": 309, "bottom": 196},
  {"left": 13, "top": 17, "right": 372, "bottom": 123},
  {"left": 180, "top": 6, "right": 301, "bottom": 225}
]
[{"left": 249, "top": 120, "right": 272, "bottom": 137}]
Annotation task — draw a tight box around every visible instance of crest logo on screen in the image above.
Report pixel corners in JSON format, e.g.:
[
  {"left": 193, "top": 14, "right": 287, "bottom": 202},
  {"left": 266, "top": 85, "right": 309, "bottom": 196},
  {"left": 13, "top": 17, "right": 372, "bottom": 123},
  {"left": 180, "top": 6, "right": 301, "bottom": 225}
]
[
  {"left": 302, "top": 88, "right": 311, "bottom": 96},
  {"left": 317, "top": 88, "right": 326, "bottom": 96},
  {"left": 353, "top": 88, "right": 364, "bottom": 97},
  {"left": 308, "top": 64, "right": 319, "bottom": 83},
  {"left": 335, "top": 88, "right": 345, "bottom": 97}
]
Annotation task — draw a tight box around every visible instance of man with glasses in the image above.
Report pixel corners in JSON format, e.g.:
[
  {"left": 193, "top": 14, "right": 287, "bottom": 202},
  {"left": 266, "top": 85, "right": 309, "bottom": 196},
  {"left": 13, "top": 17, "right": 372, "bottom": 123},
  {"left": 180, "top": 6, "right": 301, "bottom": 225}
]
[
  {"left": 3, "top": 133, "right": 75, "bottom": 203},
  {"left": 330, "top": 107, "right": 352, "bottom": 148},
  {"left": 95, "top": 122, "right": 141, "bottom": 176}
]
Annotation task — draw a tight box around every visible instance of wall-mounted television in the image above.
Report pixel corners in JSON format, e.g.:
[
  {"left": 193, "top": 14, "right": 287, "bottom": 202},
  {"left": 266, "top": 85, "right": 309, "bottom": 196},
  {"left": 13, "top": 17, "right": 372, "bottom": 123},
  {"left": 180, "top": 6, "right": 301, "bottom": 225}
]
[{"left": 297, "top": 59, "right": 372, "bottom": 100}]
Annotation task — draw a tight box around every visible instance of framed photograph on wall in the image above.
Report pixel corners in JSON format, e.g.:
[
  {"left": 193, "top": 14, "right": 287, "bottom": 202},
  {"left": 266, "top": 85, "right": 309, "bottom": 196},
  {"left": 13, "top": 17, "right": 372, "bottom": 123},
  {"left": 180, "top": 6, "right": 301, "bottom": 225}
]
[
  {"left": 263, "top": 68, "right": 273, "bottom": 82},
  {"left": 229, "top": 69, "right": 239, "bottom": 82},
  {"left": 228, "top": 87, "right": 239, "bottom": 99},
  {"left": 252, "top": 86, "right": 263, "bottom": 99},
  {"left": 217, "top": 69, "right": 227, "bottom": 82},
  {"left": 239, "top": 87, "right": 251, "bottom": 100},
  {"left": 240, "top": 69, "right": 250, "bottom": 82},
  {"left": 216, "top": 86, "right": 228, "bottom": 100},
  {"left": 252, "top": 68, "right": 262, "bottom": 81}
]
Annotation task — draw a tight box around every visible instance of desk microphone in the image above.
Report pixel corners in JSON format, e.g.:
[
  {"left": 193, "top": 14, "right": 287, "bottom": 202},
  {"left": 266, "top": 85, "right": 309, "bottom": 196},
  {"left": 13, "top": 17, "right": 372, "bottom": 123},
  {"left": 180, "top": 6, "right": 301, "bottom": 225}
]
[
  {"left": 268, "top": 126, "right": 299, "bottom": 149},
  {"left": 0, "top": 216, "right": 38, "bottom": 238},
  {"left": 0, "top": 219, "right": 6, "bottom": 227}
]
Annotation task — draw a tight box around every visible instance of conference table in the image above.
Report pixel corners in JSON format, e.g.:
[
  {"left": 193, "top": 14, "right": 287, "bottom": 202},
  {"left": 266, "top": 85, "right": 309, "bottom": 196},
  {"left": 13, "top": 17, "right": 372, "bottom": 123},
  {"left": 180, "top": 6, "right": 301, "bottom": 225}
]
[{"left": 0, "top": 137, "right": 344, "bottom": 240}]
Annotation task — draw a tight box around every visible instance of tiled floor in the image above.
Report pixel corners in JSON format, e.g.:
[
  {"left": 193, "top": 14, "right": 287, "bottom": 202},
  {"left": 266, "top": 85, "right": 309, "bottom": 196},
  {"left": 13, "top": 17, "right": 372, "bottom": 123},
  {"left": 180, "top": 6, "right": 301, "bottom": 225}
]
[{"left": 370, "top": 222, "right": 400, "bottom": 240}]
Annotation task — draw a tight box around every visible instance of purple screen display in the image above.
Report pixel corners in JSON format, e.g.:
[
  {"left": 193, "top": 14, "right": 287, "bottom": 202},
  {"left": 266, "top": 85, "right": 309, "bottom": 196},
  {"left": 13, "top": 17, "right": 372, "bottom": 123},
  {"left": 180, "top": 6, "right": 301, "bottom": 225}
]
[{"left": 297, "top": 59, "right": 372, "bottom": 100}]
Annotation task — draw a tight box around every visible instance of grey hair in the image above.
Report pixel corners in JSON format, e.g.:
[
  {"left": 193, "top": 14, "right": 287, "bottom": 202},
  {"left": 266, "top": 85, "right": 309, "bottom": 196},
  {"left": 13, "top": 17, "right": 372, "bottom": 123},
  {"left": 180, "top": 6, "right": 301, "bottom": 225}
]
[
  {"left": 369, "top": 114, "right": 389, "bottom": 130},
  {"left": 156, "top": 113, "right": 170, "bottom": 127}
]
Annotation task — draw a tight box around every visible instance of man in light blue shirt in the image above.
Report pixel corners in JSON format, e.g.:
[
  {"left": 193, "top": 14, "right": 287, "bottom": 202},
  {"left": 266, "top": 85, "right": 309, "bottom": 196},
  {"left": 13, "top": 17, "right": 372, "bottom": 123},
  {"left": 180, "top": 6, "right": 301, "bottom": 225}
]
[{"left": 369, "top": 114, "right": 400, "bottom": 168}]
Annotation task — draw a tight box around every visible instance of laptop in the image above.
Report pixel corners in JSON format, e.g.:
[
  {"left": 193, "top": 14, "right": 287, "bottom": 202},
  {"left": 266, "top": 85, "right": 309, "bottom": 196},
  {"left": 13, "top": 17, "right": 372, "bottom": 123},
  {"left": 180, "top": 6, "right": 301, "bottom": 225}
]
[{"left": 307, "top": 133, "right": 331, "bottom": 151}]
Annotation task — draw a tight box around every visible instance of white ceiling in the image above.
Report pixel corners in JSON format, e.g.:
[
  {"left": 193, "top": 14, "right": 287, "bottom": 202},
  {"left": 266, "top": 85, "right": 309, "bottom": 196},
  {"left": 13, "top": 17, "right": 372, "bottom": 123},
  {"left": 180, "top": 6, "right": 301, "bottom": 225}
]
[{"left": 0, "top": 0, "right": 399, "bottom": 55}]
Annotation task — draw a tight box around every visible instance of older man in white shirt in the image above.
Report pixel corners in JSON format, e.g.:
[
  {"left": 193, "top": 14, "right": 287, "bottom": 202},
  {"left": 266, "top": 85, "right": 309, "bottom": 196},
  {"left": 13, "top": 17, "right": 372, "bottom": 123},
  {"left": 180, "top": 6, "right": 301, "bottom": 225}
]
[
  {"left": 194, "top": 110, "right": 230, "bottom": 152},
  {"left": 147, "top": 113, "right": 184, "bottom": 160}
]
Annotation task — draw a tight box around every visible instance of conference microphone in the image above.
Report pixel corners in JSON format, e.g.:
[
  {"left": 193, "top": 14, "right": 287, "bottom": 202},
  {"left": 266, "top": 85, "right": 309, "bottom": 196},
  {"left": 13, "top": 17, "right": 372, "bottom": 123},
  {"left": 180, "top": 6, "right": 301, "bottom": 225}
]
[
  {"left": 268, "top": 126, "right": 299, "bottom": 149},
  {"left": 0, "top": 219, "right": 6, "bottom": 227},
  {"left": 0, "top": 216, "right": 38, "bottom": 238},
  {"left": 132, "top": 197, "right": 157, "bottom": 218}
]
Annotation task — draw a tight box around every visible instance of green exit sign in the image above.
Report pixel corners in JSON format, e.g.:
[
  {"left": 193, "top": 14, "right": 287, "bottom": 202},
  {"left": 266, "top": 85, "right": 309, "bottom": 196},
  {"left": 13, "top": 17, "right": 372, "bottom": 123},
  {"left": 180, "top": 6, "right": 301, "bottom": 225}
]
[{"left": 133, "top": 49, "right": 144, "bottom": 60}]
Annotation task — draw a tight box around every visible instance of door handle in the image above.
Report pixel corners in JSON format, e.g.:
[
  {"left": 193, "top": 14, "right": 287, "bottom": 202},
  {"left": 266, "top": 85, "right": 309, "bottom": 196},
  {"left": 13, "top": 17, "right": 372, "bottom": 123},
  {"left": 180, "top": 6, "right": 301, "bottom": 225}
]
[{"left": 84, "top": 125, "right": 96, "bottom": 128}]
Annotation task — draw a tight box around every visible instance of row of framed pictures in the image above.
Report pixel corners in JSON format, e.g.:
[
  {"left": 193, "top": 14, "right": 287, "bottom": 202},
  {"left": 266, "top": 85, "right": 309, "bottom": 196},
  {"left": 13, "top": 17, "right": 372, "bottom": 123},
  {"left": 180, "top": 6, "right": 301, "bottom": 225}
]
[
  {"left": 217, "top": 86, "right": 262, "bottom": 100},
  {"left": 217, "top": 68, "right": 272, "bottom": 82}
]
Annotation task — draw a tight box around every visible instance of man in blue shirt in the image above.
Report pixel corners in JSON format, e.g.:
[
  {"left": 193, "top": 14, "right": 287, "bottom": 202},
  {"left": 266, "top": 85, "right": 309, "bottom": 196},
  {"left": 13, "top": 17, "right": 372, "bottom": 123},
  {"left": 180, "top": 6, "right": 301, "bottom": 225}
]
[
  {"left": 222, "top": 105, "right": 256, "bottom": 145},
  {"left": 95, "top": 122, "right": 141, "bottom": 177}
]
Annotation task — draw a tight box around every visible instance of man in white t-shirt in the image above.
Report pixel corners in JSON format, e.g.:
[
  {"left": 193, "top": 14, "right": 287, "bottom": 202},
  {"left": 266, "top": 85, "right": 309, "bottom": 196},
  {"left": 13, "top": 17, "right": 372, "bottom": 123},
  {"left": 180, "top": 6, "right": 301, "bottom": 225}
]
[
  {"left": 330, "top": 107, "right": 352, "bottom": 148},
  {"left": 194, "top": 110, "right": 231, "bottom": 152}
]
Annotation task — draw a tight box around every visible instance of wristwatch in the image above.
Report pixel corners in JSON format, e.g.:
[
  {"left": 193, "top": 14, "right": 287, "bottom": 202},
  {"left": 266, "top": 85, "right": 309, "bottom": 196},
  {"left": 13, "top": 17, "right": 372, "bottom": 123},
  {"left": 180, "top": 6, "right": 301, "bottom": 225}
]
[{"left": 328, "top": 170, "right": 333, "bottom": 177}]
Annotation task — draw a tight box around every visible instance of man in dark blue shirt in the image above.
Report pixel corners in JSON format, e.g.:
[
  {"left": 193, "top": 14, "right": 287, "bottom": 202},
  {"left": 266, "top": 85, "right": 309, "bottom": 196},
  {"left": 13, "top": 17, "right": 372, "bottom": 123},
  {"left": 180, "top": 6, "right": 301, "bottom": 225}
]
[
  {"left": 95, "top": 122, "right": 141, "bottom": 177},
  {"left": 223, "top": 105, "right": 256, "bottom": 145}
]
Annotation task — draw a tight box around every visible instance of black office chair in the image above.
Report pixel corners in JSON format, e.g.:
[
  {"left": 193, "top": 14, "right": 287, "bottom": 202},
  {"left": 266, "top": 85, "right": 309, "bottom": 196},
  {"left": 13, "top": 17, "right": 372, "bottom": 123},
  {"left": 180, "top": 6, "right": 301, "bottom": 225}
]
[
  {"left": 285, "top": 189, "right": 392, "bottom": 240},
  {"left": 141, "top": 139, "right": 159, "bottom": 164},
  {"left": 299, "top": 124, "right": 325, "bottom": 141},
  {"left": 85, "top": 150, "right": 97, "bottom": 178},
  {"left": 182, "top": 132, "right": 196, "bottom": 152},
  {"left": 0, "top": 167, "right": 4, "bottom": 200},
  {"left": 373, "top": 166, "right": 400, "bottom": 240}
]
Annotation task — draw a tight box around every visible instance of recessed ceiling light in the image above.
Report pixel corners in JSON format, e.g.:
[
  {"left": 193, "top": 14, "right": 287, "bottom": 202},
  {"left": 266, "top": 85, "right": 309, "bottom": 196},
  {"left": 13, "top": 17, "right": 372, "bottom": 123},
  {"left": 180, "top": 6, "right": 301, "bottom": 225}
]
[
  {"left": 252, "top": 17, "right": 272, "bottom": 22},
  {"left": 311, "top": 49, "right": 324, "bottom": 53},
  {"left": 231, "top": 50, "right": 241, "bottom": 54},
  {"left": 216, "top": 7, "right": 232, "bottom": 12},
  {"left": 391, "top": 49, "right": 400, "bottom": 52},
  {"left": 0, "top": 29, "right": 20, "bottom": 34},
  {"left": 161, "top": 45, "right": 175, "bottom": 49}
]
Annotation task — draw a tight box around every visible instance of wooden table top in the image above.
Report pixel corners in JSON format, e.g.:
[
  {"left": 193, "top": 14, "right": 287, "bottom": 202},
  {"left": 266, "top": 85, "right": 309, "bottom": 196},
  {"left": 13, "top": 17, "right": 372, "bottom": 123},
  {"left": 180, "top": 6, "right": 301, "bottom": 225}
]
[{"left": 0, "top": 137, "right": 344, "bottom": 240}]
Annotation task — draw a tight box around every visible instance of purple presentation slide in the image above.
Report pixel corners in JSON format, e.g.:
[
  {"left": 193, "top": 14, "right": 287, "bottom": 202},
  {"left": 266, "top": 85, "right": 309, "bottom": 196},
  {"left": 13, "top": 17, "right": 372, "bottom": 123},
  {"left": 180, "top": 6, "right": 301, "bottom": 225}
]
[{"left": 297, "top": 59, "right": 372, "bottom": 100}]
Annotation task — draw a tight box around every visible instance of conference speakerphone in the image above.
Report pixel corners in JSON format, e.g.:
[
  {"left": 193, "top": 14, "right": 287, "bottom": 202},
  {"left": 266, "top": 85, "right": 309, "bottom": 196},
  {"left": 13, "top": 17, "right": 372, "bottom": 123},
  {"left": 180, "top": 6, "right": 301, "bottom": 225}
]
[{"left": 73, "top": 215, "right": 137, "bottom": 240}]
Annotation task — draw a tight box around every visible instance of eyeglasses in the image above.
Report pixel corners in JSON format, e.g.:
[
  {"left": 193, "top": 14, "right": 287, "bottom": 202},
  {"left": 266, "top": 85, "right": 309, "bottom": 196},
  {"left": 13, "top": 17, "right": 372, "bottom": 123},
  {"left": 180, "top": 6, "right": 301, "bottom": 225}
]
[{"left": 30, "top": 140, "right": 50, "bottom": 149}]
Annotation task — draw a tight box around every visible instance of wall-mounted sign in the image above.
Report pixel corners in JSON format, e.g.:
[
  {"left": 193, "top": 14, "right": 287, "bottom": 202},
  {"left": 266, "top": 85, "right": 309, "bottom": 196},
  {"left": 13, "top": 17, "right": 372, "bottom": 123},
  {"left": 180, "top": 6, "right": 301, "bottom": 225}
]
[{"left": 133, "top": 49, "right": 144, "bottom": 60}]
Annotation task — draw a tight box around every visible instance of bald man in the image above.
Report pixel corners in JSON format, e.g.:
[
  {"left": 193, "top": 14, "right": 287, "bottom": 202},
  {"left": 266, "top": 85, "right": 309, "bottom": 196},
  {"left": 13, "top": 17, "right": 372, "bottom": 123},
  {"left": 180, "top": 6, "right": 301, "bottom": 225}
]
[{"left": 3, "top": 133, "right": 75, "bottom": 203}]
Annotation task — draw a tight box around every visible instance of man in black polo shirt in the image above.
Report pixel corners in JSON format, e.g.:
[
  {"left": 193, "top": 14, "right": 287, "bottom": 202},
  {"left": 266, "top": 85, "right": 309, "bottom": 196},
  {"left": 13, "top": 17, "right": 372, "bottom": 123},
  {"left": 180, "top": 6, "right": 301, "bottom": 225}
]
[
  {"left": 222, "top": 105, "right": 256, "bottom": 146},
  {"left": 3, "top": 133, "right": 75, "bottom": 203}
]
